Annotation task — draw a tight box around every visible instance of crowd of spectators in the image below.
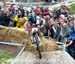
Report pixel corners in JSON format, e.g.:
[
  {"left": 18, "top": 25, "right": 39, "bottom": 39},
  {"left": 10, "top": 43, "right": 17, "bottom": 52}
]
[{"left": 0, "top": 4, "right": 75, "bottom": 59}]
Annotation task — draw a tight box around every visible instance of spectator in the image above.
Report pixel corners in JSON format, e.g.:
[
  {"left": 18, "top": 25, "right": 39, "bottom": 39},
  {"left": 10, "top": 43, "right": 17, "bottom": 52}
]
[
  {"left": 18, "top": 5, "right": 24, "bottom": 17},
  {"left": 0, "top": 11, "right": 4, "bottom": 25},
  {"left": 35, "top": 7, "right": 41, "bottom": 15},
  {"left": 66, "top": 21, "right": 75, "bottom": 59},
  {"left": 55, "top": 5, "right": 69, "bottom": 18},
  {"left": 28, "top": 11, "right": 37, "bottom": 24},
  {"left": 44, "top": 7, "right": 49, "bottom": 16},
  {"left": 8, "top": 4, "right": 14, "bottom": 13},
  {"left": 3, "top": 11, "right": 11, "bottom": 26},
  {"left": 58, "top": 14, "right": 69, "bottom": 42}
]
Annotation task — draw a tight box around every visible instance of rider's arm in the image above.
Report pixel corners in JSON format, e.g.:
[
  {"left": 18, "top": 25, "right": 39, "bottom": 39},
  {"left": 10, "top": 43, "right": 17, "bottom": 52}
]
[{"left": 66, "top": 40, "right": 73, "bottom": 47}]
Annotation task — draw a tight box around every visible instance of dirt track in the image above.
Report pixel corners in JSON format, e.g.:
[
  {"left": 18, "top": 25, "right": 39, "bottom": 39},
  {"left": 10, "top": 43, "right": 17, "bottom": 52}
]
[{"left": 14, "top": 51, "right": 75, "bottom": 64}]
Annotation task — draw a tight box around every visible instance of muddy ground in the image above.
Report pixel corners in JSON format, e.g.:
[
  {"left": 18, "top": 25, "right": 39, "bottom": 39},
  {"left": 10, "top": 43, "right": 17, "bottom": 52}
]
[{"left": 0, "top": 44, "right": 22, "bottom": 56}]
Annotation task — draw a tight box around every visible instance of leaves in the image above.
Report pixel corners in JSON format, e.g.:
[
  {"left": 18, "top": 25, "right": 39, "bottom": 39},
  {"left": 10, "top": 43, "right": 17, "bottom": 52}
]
[{"left": 68, "top": 4, "right": 75, "bottom": 14}]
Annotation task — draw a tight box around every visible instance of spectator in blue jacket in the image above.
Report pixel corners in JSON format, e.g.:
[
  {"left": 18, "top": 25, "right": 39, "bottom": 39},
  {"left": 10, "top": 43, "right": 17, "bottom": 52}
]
[
  {"left": 66, "top": 21, "right": 75, "bottom": 59},
  {"left": 55, "top": 5, "right": 69, "bottom": 18}
]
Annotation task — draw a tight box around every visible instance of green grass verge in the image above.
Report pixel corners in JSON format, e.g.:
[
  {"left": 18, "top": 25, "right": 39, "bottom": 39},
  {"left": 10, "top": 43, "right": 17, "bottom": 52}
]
[{"left": 0, "top": 51, "right": 14, "bottom": 64}]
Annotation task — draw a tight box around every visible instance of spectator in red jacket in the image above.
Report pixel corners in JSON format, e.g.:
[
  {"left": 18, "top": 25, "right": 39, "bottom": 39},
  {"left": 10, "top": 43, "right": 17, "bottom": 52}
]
[
  {"left": 44, "top": 7, "right": 49, "bottom": 16},
  {"left": 8, "top": 4, "right": 14, "bottom": 12}
]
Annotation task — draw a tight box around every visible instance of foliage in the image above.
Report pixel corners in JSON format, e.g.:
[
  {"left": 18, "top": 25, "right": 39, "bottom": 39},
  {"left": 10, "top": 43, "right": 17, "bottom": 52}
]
[{"left": 68, "top": 4, "right": 75, "bottom": 14}]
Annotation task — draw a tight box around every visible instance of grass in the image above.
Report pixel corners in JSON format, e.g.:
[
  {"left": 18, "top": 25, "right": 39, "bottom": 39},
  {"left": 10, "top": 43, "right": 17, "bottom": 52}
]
[
  {"left": 0, "top": 51, "right": 13, "bottom": 64},
  {"left": 0, "top": 52, "right": 12, "bottom": 59}
]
